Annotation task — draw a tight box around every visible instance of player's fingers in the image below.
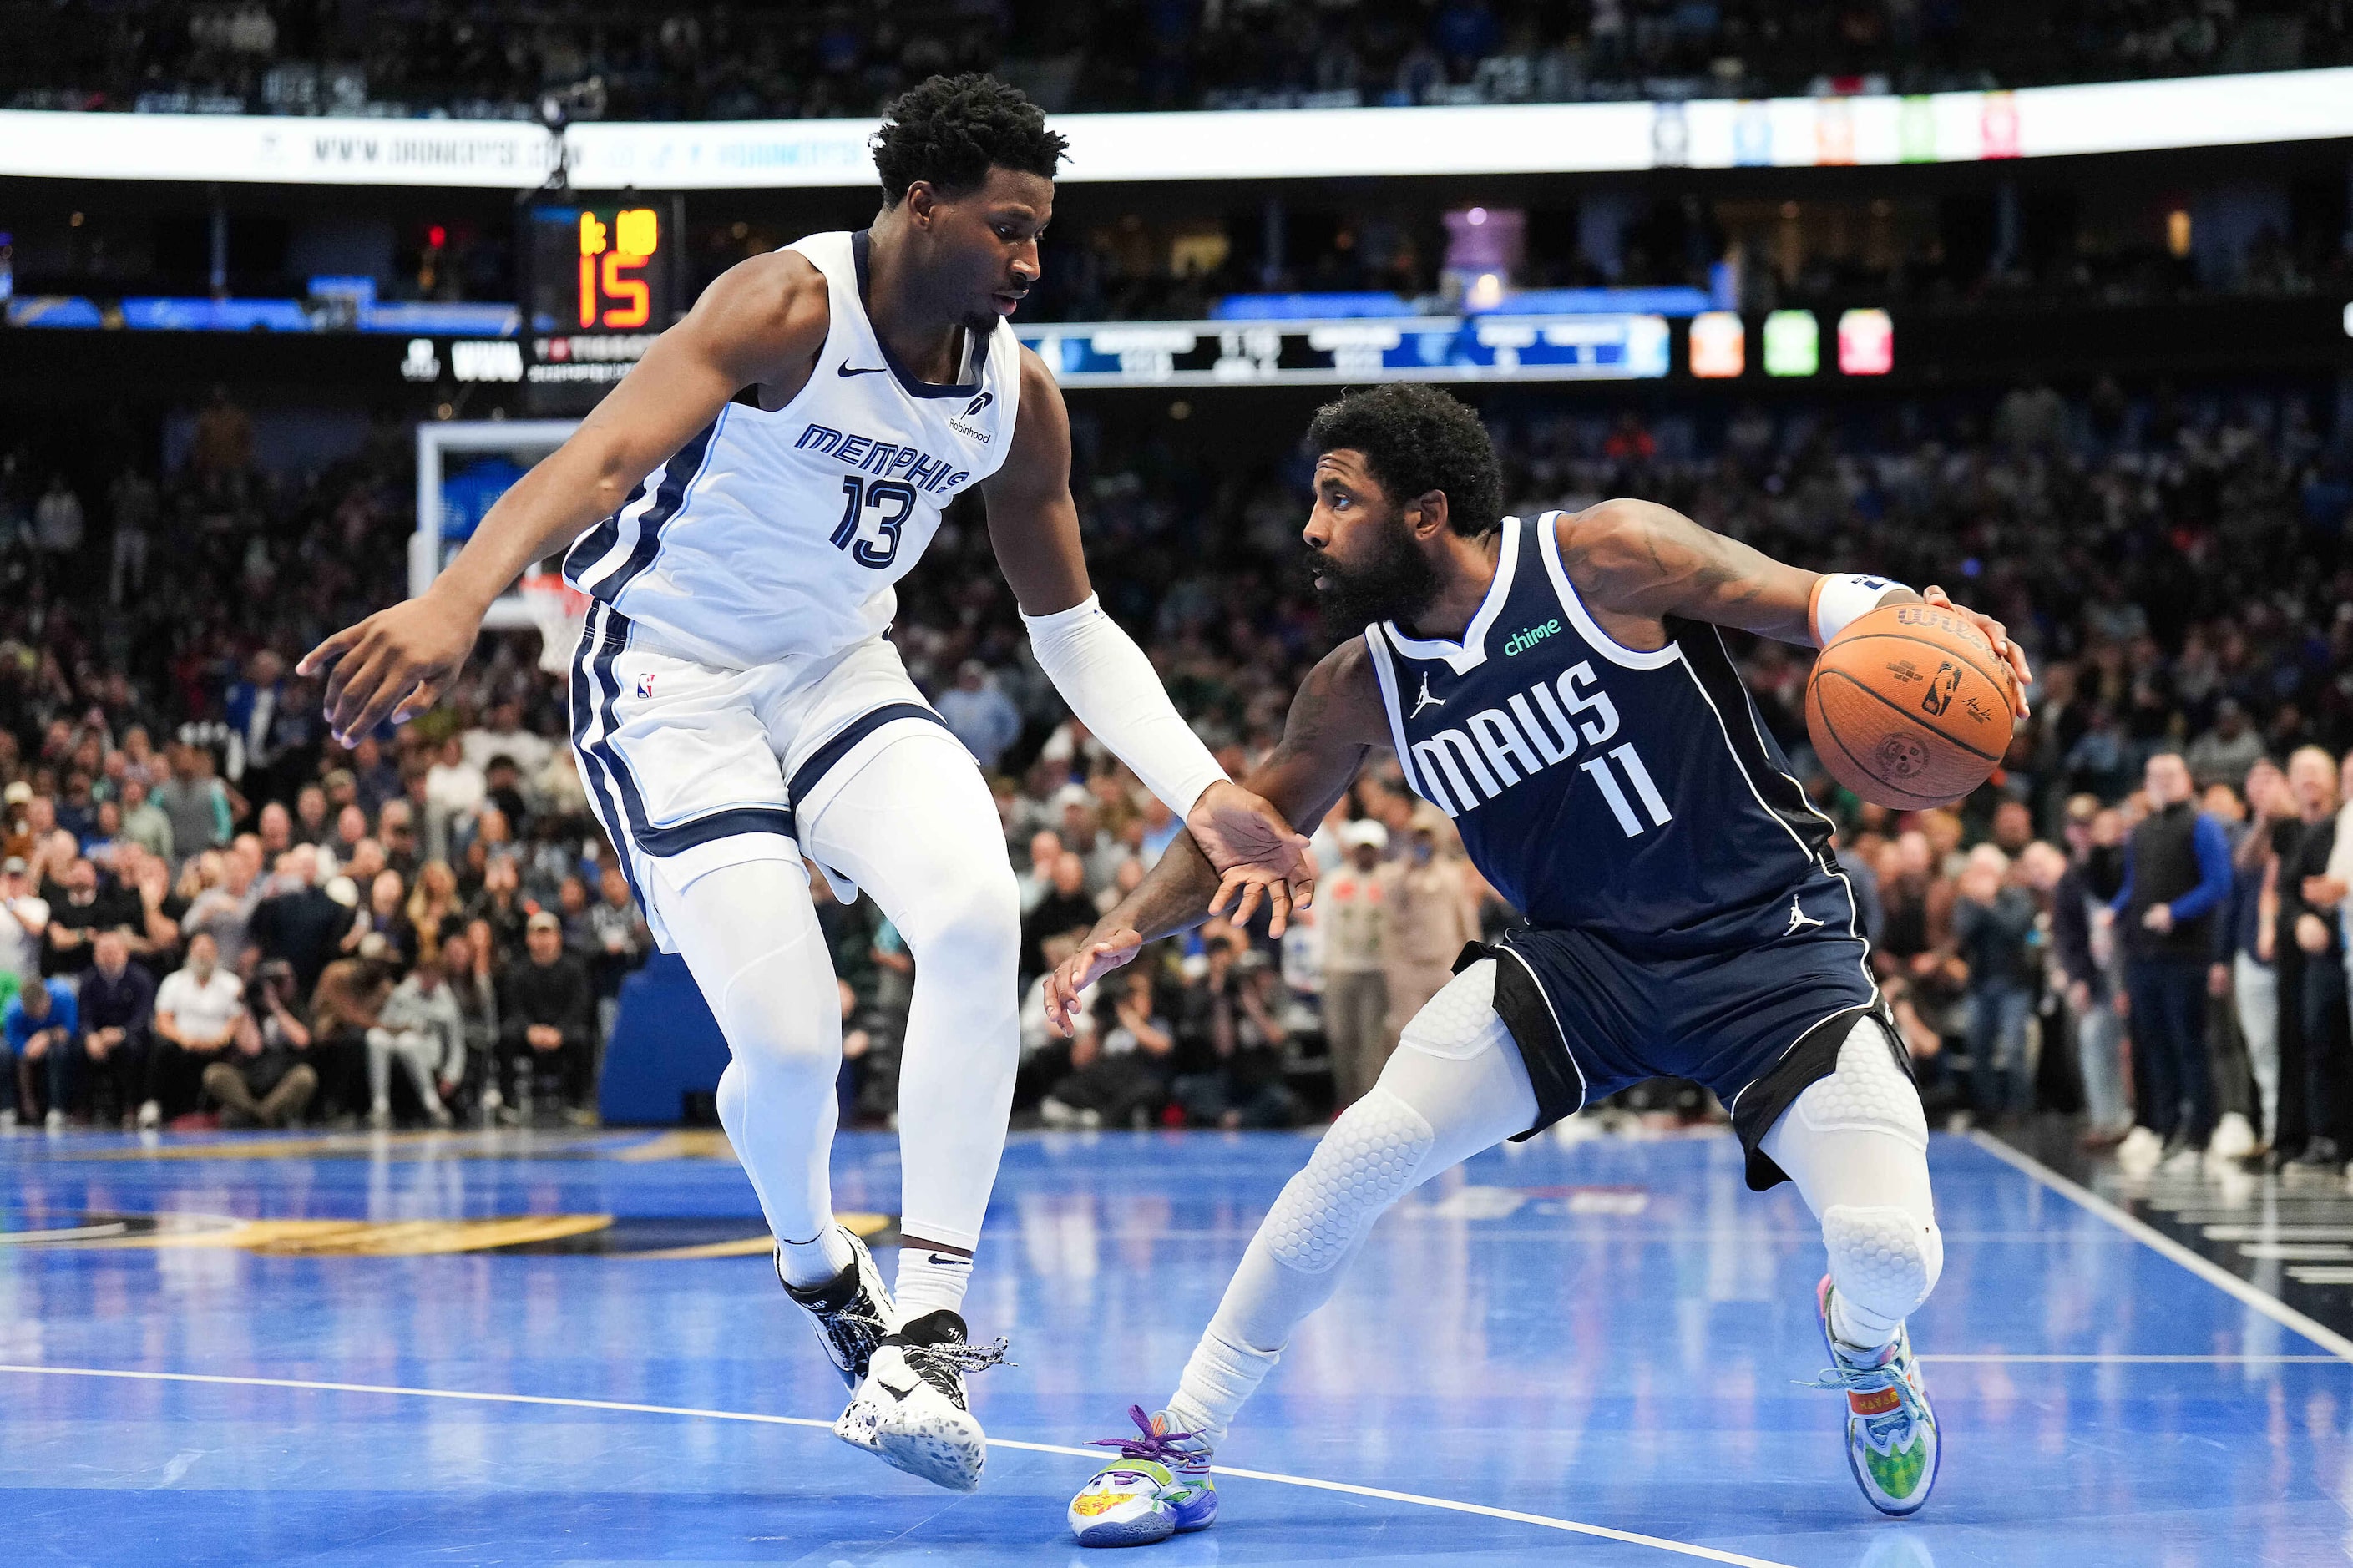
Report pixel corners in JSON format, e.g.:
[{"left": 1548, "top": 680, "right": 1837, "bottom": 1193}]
[
  {"left": 321, "top": 643, "right": 391, "bottom": 736},
  {"left": 1228, "top": 878, "right": 1264, "bottom": 930},
  {"left": 1207, "top": 870, "right": 1242, "bottom": 919},
  {"left": 341, "top": 665, "right": 423, "bottom": 746},
  {"left": 1265, "top": 879, "right": 1292, "bottom": 938},
  {"left": 1289, "top": 873, "right": 1317, "bottom": 912},
  {"left": 391, "top": 672, "right": 450, "bottom": 728},
  {"left": 297, "top": 624, "right": 362, "bottom": 680}
]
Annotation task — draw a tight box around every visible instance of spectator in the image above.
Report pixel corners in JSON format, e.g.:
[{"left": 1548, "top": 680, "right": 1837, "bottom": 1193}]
[
  {"left": 366, "top": 946, "right": 462, "bottom": 1128},
  {"left": 423, "top": 736, "right": 485, "bottom": 863},
  {"left": 308, "top": 938, "right": 395, "bottom": 1125},
  {"left": 1377, "top": 823, "right": 1478, "bottom": 1047},
  {"left": 1953, "top": 845, "right": 2037, "bottom": 1121},
  {"left": 106, "top": 464, "right": 156, "bottom": 605},
  {"left": 293, "top": 783, "right": 334, "bottom": 849},
  {"left": 2219, "top": 759, "right": 2289, "bottom": 1161},
  {"left": 3, "top": 972, "right": 79, "bottom": 1129},
  {"left": 151, "top": 745, "right": 232, "bottom": 860},
  {"left": 498, "top": 910, "right": 596, "bottom": 1124},
  {"left": 2186, "top": 700, "right": 2265, "bottom": 791},
  {"left": 937, "top": 660, "right": 1023, "bottom": 772},
  {"left": 584, "top": 864, "right": 650, "bottom": 1007},
  {"left": 2275, "top": 746, "right": 2345, "bottom": 1168},
  {"left": 2030, "top": 831, "right": 2130, "bottom": 1147},
  {"left": 181, "top": 846, "right": 261, "bottom": 969},
  {"left": 223, "top": 649, "right": 289, "bottom": 795},
  {"left": 33, "top": 473, "right": 84, "bottom": 562},
  {"left": 250, "top": 846, "right": 347, "bottom": 990},
  {"left": 1320, "top": 819, "right": 1390, "bottom": 1110},
  {"left": 442, "top": 929, "right": 501, "bottom": 1117},
  {"left": 406, "top": 859, "right": 463, "bottom": 967},
  {"left": 203, "top": 958, "right": 316, "bottom": 1129},
  {"left": 1172, "top": 943, "right": 1294, "bottom": 1129},
  {"left": 148, "top": 932, "right": 246, "bottom": 1126},
  {"left": 465, "top": 852, "right": 528, "bottom": 963},
  {"left": 41, "top": 857, "right": 137, "bottom": 977},
  {"left": 119, "top": 778, "right": 173, "bottom": 865},
  {"left": 0, "top": 855, "right": 50, "bottom": 988},
  {"left": 1040, "top": 967, "right": 1175, "bottom": 1130},
  {"left": 78, "top": 928, "right": 155, "bottom": 1127},
  {"left": 1015, "top": 829, "right": 1065, "bottom": 915},
  {"left": 1020, "top": 851, "right": 1100, "bottom": 981},
  {"left": 462, "top": 700, "right": 553, "bottom": 781},
  {"left": 2112, "top": 751, "right": 2232, "bottom": 1164}
]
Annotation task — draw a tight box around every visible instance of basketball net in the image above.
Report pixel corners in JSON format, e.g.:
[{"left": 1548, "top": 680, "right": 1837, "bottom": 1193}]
[{"left": 517, "top": 571, "right": 590, "bottom": 675}]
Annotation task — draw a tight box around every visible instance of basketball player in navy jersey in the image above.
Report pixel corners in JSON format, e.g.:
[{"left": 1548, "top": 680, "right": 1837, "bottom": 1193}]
[
  {"left": 1049, "top": 384, "right": 2032, "bottom": 1543},
  {"left": 301, "top": 76, "right": 1312, "bottom": 1493}
]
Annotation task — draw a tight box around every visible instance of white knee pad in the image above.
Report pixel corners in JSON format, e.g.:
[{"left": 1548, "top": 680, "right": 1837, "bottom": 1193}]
[
  {"left": 1823, "top": 1203, "right": 1944, "bottom": 1325},
  {"left": 1263, "top": 1088, "right": 1435, "bottom": 1272},
  {"left": 1398, "top": 960, "right": 1508, "bottom": 1061},
  {"left": 1789, "top": 1017, "right": 1930, "bottom": 1153}
]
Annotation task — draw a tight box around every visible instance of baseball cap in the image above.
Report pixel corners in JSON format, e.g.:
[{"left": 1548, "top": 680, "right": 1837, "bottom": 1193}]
[
  {"left": 528, "top": 910, "right": 562, "bottom": 933},
  {"left": 3, "top": 781, "right": 30, "bottom": 805},
  {"left": 1, "top": 857, "right": 23, "bottom": 875},
  {"left": 1338, "top": 820, "right": 1388, "bottom": 851}
]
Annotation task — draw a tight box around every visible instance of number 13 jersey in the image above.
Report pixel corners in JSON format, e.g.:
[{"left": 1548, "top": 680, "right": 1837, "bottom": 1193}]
[
  {"left": 1364, "top": 511, "right": 1865, "bottom": 954},
  {"left": 564, "top": 229, "right": 1022, "bottom": 672}
]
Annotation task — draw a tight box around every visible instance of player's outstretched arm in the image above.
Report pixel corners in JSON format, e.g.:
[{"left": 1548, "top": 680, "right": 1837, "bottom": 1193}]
[
  {"left": 1557, "top": 498, "right": 2031, "bottom": 714},
  {"left": 299, "top": 250, "right": 832, "bottom": 743},
  {"left": 984, "top": 347, "right": 1316, "bottom": 908},
  {"left": 1041, "top": 641, "right": 1387, "bottom": 1035}
]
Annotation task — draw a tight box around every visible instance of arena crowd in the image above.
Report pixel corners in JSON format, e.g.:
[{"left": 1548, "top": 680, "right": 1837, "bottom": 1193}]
[{"left": 0, "top": 372, "right": 2349, "bottom": 1170}]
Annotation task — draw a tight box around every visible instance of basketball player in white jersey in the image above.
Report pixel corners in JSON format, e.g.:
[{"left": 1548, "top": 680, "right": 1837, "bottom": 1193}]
[{"left": 300, "top": 75, "right": 1313, "bottom": 1493}]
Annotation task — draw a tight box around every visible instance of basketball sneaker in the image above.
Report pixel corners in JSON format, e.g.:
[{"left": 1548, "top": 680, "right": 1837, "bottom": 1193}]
[
  {"left": 777, "top": 1227, "right": 893, "bottom": 1391},
  {"left": 1803, "top": 1276, "right": 1939, "bottom": 1515},
  {"left": 1068, "top": 1406, "right": 1217, "bottom": 1547},
  {"left": 834, "top": 1308, "right": 1008, "bottom": 1491}
]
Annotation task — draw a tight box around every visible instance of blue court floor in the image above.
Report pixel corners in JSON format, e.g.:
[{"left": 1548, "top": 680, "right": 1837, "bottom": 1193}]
[{"left": 0, "top": 1121, "right": 2340, "bottom": 1566}]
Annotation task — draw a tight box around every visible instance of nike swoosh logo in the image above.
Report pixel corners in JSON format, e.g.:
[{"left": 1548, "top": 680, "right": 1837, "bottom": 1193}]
[
  {"left": 878, "top": 1376, "right": 918, "bottom": 1401},
  {"left": 837, "top": 364, "right": 887, "bottom": 377},
  {"left": 924, "top": 1253, "right": 972, "bottom": 1267}
]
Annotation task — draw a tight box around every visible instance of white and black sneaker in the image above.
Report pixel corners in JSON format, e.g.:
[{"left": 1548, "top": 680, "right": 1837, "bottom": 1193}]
[
  {"left": 833, "top": 1308, "right": 1010, "bottom": 1492},
  {"left": 777, "top": 1227, "right": 894, "bottom": 1391}
]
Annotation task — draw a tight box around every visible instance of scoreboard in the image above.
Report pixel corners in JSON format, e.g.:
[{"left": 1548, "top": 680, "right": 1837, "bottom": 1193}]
[
  {"left": 521, "top": 197, "right": 683, "bottom": 411},
  {"left": 1015, "top": 313, "right": 1671, "bottom": 387}
]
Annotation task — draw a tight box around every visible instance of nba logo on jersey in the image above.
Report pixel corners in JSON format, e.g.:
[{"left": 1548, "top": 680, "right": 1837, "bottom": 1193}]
[{"left": 635, "top": 672, "right": 655, "bottom": 700}]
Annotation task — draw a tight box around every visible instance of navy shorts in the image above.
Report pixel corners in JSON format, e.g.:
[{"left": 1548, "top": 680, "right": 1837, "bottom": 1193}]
[{"left": 1463, "top": 921, "right": 1893, "bottom": 1191}]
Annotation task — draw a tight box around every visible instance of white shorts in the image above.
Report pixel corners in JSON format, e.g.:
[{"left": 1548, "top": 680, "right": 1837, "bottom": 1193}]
[{"left": 567, "top": 601, "right": 959, "bottom": 951}]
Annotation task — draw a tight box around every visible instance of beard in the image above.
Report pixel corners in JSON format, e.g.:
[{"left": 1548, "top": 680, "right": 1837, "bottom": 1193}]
[{"left": 1307, "top": 520, "right": 1444, "bottom": 640}]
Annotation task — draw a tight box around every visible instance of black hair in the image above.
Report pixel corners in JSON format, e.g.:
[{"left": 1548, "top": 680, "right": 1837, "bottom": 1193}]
[
  {"left": 871, "top": 73, "right": 1067, "bottom": 206},
  {"left": 1305, "top": 383, "right": 1503, "bottom": 538}
]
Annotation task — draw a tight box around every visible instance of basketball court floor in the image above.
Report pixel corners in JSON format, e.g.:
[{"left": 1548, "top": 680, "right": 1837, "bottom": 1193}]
[{"left": 0, "top": 1120, "right": 2340, "bottom": 1565}]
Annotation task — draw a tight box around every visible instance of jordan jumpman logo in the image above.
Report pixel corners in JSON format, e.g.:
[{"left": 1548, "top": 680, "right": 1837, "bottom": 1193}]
[
  {"left": 1785, "top": 893, "right": 1826, "bottom": 934},
  {"left": 1412, "top": 673, "right": 1445, "bottom": 718}
]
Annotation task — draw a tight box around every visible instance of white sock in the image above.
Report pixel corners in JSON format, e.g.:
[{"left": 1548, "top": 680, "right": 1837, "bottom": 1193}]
[
  {"left": 893, "top": 1244, "right": 974, "bottom": 1324},
  {"left": 1166, "top": 1326, "right": 1279, "bottom": 1448},
  {"left": 1831, "top": 1292, "right": 1901, "bottom": 1353},
  {"left": 777, "top": 1224, "right": 855, "bottom": 1289}
]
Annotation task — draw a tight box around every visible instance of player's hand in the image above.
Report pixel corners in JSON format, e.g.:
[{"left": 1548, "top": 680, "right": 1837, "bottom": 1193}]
[
  {"left": 1920, "top": 585, "right": 2031, "bottom": 718},
  {"left": 298, "top": 592, "right": 483, "bottom": 746},
  {"left": 1043, "top": 929, "right": 1141, "bottom": 1037},
  {"left": 1186, "top": 781, "right": 1314, "bottom": 937}
]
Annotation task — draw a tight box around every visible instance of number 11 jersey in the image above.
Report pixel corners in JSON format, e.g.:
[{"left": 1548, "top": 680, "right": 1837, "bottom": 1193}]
[
  {"left": 564, "top": 229, "right": 1023, "bottom": 673},
  {"left": 1363, "top": 510, "right": 1866, "bottom": 955}
]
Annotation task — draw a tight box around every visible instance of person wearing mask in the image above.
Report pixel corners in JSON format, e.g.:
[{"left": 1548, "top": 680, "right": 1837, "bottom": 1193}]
[
  {"left": 1953, "top": 846, "right": 2037, "bottom": 1123},
  {"left": 203, "top": 959, "right": 317, "bottom": 1129},
  {"left": 147, "top": 933, "right": 247, "bottom": 1127},
  {"left": 2275, "top": 746, "right": 2345, "bottom": 1168},
  {"left": 1319, "top": 820, "right": 1390, "bottom": 1110},
  {"left": 3, "top": 971, "right": 80, "bottom": 1130},
  {"left": 2109, "top": 751, "right": 2232, "bottom": 1166},
  {"left": 78, "top": 928, "right": 155, "bottom": 1128}
]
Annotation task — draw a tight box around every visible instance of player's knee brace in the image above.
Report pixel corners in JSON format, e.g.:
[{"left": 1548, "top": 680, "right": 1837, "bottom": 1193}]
[
  {"left": 1822, "top": 1203, "right": 1944, "bottom": 1326},
  {"left": 1396, "top": 959, "right": 1506, "bottom": 1060},
  {"left": 1263, "top": 1088, "right": 1434, "bottom": 1273},
  {"left": 1791, "top": 1016, "right": 1930, "bottom": 1153}
]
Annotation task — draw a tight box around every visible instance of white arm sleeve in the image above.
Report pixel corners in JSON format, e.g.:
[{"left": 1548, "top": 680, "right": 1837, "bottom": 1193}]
[{"left": 1022, "top": 594, "right": 1229, "bottom": 817}]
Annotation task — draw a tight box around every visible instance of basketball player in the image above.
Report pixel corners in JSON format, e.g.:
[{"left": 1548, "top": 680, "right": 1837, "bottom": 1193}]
[
  {"left": 299, "top": 75, "right": 1312, "bottom": 1493},
  {"left": 1048, "top": 384, "right": 2032, "bottom": 1544}
]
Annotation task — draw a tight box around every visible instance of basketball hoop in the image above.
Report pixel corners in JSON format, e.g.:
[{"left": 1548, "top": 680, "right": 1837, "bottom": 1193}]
[{"left": 517, "top": 571, "right": 591, "bottom": 674}]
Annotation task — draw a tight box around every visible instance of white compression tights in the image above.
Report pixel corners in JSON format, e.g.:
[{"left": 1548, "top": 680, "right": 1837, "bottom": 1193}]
[
  {"left": 1165, "top": 964, "right": 1941, "bottom": 1444},
  {"left": 650, "top": 731, "right": 1023, "bottom": 1285}
]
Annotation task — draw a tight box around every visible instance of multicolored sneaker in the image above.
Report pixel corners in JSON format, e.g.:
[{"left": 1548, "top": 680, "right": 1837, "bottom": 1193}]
[
  {"left": 1802, "top": 1275, "right": 1940, "bottom": 1515},
  {"left": 1068, "top": 1406, "right": 1217, "bottom": 1547}
]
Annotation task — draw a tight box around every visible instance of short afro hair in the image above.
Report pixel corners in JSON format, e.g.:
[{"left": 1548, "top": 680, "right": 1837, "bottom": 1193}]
[
  {"left": 1306, "top": 384, "right": 1502, "bottom": 538},
  {"left": 872, "top": 74, "right": 1067, "bottom": 206}
]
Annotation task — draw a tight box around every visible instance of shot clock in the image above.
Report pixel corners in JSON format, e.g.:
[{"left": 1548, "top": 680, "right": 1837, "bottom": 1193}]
[{"left": 521, "top": 196, "right": 683, "bottom": 411}]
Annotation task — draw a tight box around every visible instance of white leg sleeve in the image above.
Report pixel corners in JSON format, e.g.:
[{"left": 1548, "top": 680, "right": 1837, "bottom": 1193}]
[
  {"left": 802, "top": 731, "right": 1022, "bottom": 1257},
  {"left": 1759, "top": 1016, "right": 1942, "bottom": 1351},
  {"left": 650, "top": 854, "right": 843, "bottom": 1251},
  {"left": 1166, "top": 960, "right": 1538, "bottom": 1444}
]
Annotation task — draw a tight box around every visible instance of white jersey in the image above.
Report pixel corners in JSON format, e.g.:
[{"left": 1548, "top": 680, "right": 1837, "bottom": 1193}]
[{"left": 561, "top": 229, "right": 1023, "bottom": 672}]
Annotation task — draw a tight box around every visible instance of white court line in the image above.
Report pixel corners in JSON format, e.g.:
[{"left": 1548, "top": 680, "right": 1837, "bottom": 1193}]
[
  {"left": 1970, "top": 1132, "right": 2353, "bottom": 1364},
  {"left": 1920, "top": 1353, "right": 2341, "bottom": 1364},
  {"left": 0, "top": 1363, "right": 1799, "bottom": 1568}
]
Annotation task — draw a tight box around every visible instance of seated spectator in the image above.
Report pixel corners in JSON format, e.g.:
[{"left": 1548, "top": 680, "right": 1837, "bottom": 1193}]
[
  {"left": 181, "top": 847, "right": 261, "bottom": 969},
  {"left": 78, "top": 928, "right": 155, "bottom": 1128},
  {"left": 1015, "top": 829, "right": 1065, "bottom": 915},
  {"left": 42, "top": 857, "right": 139, "bottom": 977},
  {"left": 1173, "top": 938, "right": 1296, "bottom": 1130},
  {"left": 1041, "top": 967, "right": 1174, "bottom": 1130},
  {"left": 498, "top": 911, "right": 596, "bottom": 1124},
  {"left": 249, "top": 846, "right": 347, "bottom": 992},
  {"left": 441, "top": 930, "right": 501, "bottom": 1116},
  {"left": 3, "top": 971, "right": 80, "bottom": 1129},
  {"left": 147, "top": 932, "right": 246, "bottom": 1126},
  {"left": 407, "top": 859, "right": 463, "bottom": 966},
  {"left": 0, "top": 855, "right": 51, "bottom": 989},
  {"left": 466, "top": 852, "right": 528, "bottom": 961},
  {"left": 341, "top": 868, "right": 417, "bottom": 974},
  {"left": 1021, "top": 851, "right": 1099, "bottom": 982},
  {"left": 366, "top": 946, "right": 463, "bottom": 1128},
  {"left": 203, "top": 959, "right": 317, "bottom": 1129},
  {"left": 151, "top": 744, "right": 232, "bottom": 860},
  {"left": 119, "top": 777, "right": 174, "bottom": 864},
  {"left": 584, "top": 865, "right": 650, "bottom": 1007},
  {"left": 938, "top": 660, "right": 1022, "bottom": 772},
  {"left": 308, "top": 938, "right": 396, "bottom": 1124}
]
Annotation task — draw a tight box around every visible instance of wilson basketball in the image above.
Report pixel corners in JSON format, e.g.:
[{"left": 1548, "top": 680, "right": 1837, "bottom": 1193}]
[{"left": 1805, "top": 603, "right": 2016, "bottom": 809}]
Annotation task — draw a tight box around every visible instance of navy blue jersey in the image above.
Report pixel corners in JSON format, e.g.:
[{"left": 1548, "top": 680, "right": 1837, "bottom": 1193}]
[{"left": 1364, "top": 511, "right": 1869, "bottom": 957}]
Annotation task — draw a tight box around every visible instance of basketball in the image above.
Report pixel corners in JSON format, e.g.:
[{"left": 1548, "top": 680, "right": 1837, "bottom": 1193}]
[{"left": 1806, "top": 602, "right": 2016, "bottom": 809}]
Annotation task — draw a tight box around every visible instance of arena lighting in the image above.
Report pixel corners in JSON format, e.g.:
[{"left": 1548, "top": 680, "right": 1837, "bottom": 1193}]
[
  {"left": 3, "top": 67, "right": 2351, "bottom": 186},
  {"left": 1763, "top": 311, "right": 1819, "bottom": 377},
  {"left": 1837, "top": 308, "right": 1894, "bottom": 375},
  {"left": 1688, "top": 311, "right": 1745, "bottom": 377}
]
